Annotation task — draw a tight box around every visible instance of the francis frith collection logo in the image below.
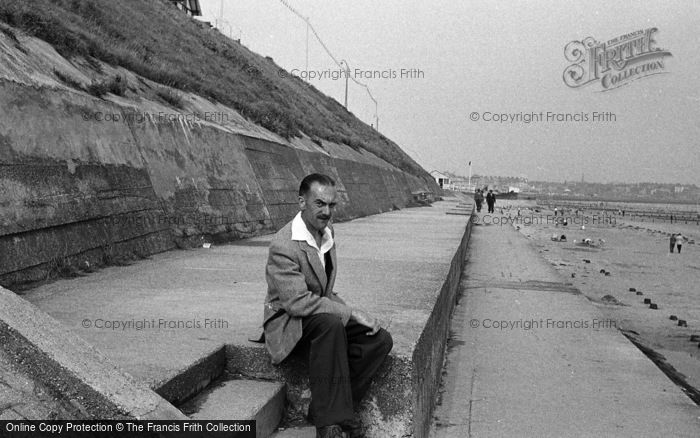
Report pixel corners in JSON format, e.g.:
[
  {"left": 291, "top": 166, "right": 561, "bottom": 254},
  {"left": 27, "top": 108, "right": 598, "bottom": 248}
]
[{"left": 563, "top": 28, "right": 672, "bottom": 91}]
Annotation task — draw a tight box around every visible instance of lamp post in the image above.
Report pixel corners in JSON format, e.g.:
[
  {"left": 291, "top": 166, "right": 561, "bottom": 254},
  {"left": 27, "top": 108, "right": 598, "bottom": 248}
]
[
  {"left": 305, "top": 17, "right": 310, "bottom": 75},
  {"left": 468, "top": 161, "right": 472, "bottom": 192},
  {"left": 339, "top": 59, "right": 349, "bottom": 108},
  {"left": 218, "top": 0, "right": 224, "bottom": 26},
  {"left": 374, "top": 99, "right": 379, "bottom": 132},
  {"left": 372, "top": 99, "right": 379, "bottom": 132},
  {"left": 365, "top": 88, "right": 378, "bottom": 132}
]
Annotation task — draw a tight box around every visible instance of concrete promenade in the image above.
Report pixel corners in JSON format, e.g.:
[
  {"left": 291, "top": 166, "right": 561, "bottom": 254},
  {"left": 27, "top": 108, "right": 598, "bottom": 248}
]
[
  {"left": 16, "top": 197, "right": 472, "bottom": 436},
  {"left": 431, "top": 211, "right": 700, "bottom": 437}
]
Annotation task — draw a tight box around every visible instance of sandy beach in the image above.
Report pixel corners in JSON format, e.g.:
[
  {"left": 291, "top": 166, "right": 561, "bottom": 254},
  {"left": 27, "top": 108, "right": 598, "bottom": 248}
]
[{"left": 483, "top": 199, "right": 700, "bottom": 398}]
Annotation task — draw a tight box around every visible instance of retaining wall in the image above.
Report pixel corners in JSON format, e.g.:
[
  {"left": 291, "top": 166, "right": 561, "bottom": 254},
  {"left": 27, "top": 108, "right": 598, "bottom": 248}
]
[{"left": 0, "top": 78, "right": 437, "bottom": 288}]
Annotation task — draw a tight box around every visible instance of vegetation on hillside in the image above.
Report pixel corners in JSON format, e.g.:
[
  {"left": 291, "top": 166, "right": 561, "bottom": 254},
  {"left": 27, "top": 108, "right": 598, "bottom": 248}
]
[{"left": 0, "top": 0, "right": 432, "bottom": 182}]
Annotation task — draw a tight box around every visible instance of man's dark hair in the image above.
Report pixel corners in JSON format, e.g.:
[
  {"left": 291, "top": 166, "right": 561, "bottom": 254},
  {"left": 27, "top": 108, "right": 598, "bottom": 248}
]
[{"left": 299, "top": 173, "right": 336, "bottom": 196}]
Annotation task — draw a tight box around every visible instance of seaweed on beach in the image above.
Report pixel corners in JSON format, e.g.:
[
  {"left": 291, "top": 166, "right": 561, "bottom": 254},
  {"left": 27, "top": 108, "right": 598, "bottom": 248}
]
[{"left": 600, "top": 295, "right": 626, "bottom": 306}]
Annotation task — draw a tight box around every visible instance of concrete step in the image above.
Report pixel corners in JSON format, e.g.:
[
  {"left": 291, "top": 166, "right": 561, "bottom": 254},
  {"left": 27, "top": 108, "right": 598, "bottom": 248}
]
[
  {"left": 155, "top": 345, "right": 227, "bottom": 406},
  {"left": 180, "top": 379, "right": 286, "bottom": 438},
  {"left": 270, "top": 426, "right": 315, "bottom": 438}
]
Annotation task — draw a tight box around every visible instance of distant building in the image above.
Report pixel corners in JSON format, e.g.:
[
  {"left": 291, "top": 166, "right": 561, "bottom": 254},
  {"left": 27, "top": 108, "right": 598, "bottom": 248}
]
[
  {"left": 651, "top": 187, "right": 672, "bottom": 195},
  {"left": 170, "top": 0, "right": 202, "bottom": 16},
  {"left": 450, "top": 178, "right": 470, "bottom": 191},
  {"left": 430, "top": 171, "right": 451, "bottom": 189}
]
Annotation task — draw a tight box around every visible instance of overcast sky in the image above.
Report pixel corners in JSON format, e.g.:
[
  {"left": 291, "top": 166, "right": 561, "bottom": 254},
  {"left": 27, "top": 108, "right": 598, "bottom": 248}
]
[{"left": 199, "top": 0, "right": 700, "bottom": 185}]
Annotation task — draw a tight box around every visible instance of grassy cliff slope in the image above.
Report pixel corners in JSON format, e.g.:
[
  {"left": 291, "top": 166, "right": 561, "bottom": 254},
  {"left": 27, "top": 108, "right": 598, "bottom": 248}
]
[{"left": 0, "top": 0, "right": 433, "bottom": 184}]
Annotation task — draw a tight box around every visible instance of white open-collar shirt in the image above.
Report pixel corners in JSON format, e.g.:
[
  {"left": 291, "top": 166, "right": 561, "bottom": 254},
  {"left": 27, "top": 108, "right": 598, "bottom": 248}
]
[{"left": 291, "top": 212, "right": 334, "bottom": 268}]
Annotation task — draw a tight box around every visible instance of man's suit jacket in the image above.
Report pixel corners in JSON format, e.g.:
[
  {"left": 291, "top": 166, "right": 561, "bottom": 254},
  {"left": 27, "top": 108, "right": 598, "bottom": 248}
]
[{"left": 263, "top": 220, "right": 352, "bottom": 364}]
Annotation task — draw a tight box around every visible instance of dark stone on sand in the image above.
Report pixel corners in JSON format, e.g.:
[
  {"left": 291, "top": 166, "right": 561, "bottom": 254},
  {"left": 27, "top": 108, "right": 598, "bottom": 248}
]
[
  {"left": 678, "top": 320, "right": 688, "bottom": 327},
  {"left": 604, "top": 272, "right": 611, "bottom": 276},
  {"left": 600, "top": 269, "right": 606, "bottom": 274},
  {"left": 571, "top": 273, "right": 576, "bottom": 278},
  {"left": 629, "top": 288, "right": 636, "bottom": 292},
  {"left": 583, "top": 259, "right": 591, "bottom": 263},
  {"left": 691, "top": 335, "right": 700, "bottom": 342},
  {"left": 601, "top": 295, "right": 623, "bottom": 305},
  {"left": 670, "top": 315, "right": 678, "bottom": 321},
  {"left": 650, "top": 303, "right": 659, "bottom": 310},
  {"left": 636, "top": 292, "right": 643, "bottom": 296},
  {"left": 644, "top": 298, "right": 652, "bottom": 304}
]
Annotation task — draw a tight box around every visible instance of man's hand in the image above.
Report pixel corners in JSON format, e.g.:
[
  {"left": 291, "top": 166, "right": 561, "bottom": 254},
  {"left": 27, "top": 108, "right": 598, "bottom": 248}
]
[{"left": 351, "top": 308, "right": 381, "bottom": 336}]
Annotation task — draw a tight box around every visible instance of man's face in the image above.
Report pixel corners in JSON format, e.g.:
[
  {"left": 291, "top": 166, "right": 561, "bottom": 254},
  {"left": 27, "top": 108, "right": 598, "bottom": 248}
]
[{"left": 299, "top": 182, "right": 338, "bottom": 233}]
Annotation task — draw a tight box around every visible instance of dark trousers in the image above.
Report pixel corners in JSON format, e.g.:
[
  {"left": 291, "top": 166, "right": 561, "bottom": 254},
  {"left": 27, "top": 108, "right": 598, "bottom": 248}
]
[
  {"left": 295, "top": 313, "right": 393, "bottom": 427},
  {"left": 487, "top": 202, "right": 494, "bottom": 213}
]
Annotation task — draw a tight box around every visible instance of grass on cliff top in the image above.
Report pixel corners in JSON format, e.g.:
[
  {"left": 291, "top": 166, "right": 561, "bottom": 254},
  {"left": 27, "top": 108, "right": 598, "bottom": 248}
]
[{"left": 0, "top": 0, "right": 430, "bottom": 181}]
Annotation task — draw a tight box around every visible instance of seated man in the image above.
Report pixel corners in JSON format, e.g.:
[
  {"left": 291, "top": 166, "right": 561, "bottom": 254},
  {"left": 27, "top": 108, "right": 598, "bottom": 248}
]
[{"left": 263, "top": 173, "right": 393, "bottom": 438}]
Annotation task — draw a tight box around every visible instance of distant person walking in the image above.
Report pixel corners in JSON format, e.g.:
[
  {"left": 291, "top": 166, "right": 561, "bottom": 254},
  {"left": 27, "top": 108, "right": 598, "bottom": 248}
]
[
  {"left": 670, "top": 234, "right": 676, "bottom": 253},
  {"left": 675, "top": 233, "right": 685, "bottom": 253},
  {"left": 486, "top": 190, "right": 496, "bottom": 214},
  {"left": 474, "top": 189, "right": 484, "bottom": 212}
]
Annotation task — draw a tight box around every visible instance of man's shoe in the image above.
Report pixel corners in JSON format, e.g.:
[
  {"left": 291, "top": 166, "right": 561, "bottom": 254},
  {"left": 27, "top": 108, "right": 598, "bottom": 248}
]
[{"left": 316, "top": 424, "right": 346, "bottom": 438}]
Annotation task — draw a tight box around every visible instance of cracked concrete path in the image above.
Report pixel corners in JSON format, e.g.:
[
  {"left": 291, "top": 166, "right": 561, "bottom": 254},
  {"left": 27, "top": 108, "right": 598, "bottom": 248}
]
[{"left": 431, "top": 212, "right": 700, "bottom": 438}]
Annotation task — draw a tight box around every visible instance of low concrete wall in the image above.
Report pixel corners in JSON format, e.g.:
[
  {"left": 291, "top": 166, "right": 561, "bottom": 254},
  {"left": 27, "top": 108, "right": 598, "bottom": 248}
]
[{"left": 411, "top": 206, "right": 474, "bottom": 438}]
